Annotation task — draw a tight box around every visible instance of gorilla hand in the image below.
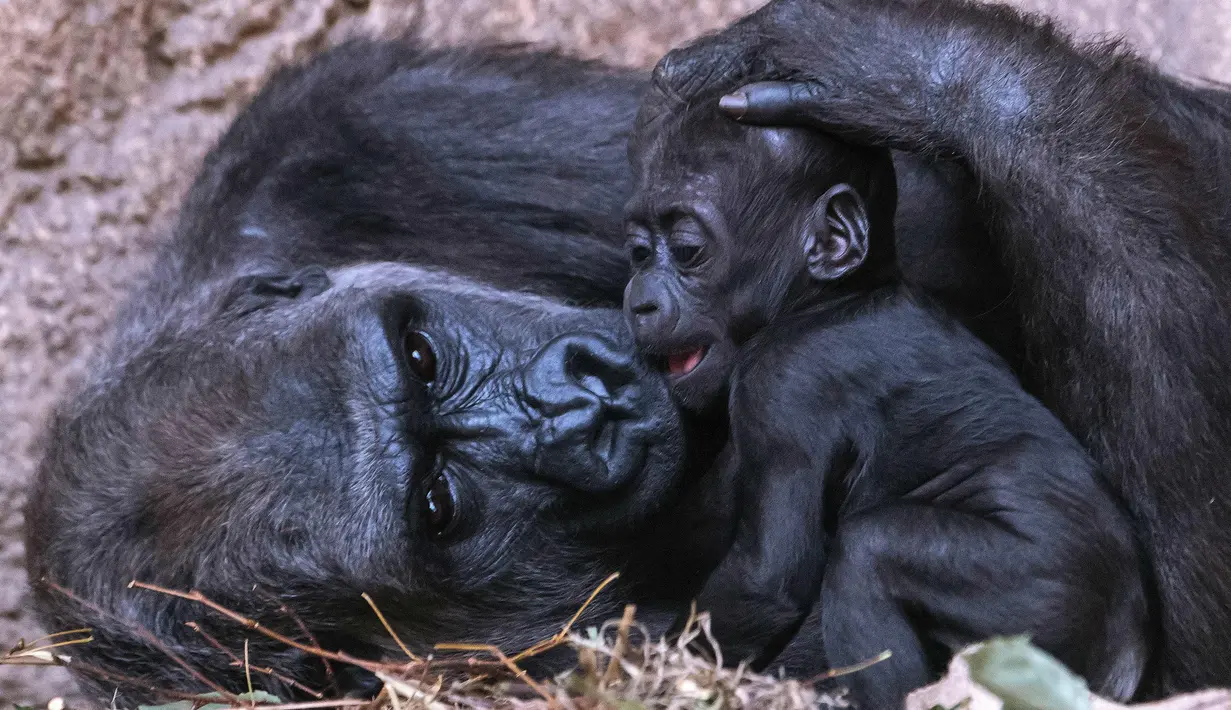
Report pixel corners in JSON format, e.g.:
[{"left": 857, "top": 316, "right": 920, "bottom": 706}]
[
  {"left": 649, "top": 0, "right": 1124, "bottom": 159},
  {"left": 645, "top": 0, "right": 912, "bottom": 122},
  {"left": 635, "top": 3, "right": 774, "bottom": 134}
]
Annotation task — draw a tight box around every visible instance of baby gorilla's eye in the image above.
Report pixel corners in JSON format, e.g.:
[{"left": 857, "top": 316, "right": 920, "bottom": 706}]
[
  {"left": 404, "top": 331, "right": 437, "bottom": 383},
  {"left": 668, "top": 217, "right": 708, "bottom": 268},
  {"left": 626, "top": 227, "right": 653, "bottom": 267},
  {"left": 421, "top": 472, "right": 458, "bottom": 538},
  {"left": 670, "top": 244, "right": 703, "bottom": 267}
]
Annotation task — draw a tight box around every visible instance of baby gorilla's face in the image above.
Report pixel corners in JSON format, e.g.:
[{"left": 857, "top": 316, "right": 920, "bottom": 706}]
[
  {"left": 623, "top": 203, "right": 745, "bottom": 411},
  {"left": 622, "top": 116, "right": 818, "bottom": 411},
  {"left": 622, "top": 106, "right": 889, "bottom": 411}
]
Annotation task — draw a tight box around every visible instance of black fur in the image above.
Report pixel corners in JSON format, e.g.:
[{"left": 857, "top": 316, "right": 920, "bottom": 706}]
[
  {"left": 26, "top": 44, "right": 708, "bottom": 705},
  {"left": 649, "top": 0, "right": 1231, "bottom": 696},
  {"left": 25, "top": 38, "right": 990, "bottom": 705},
  {"left": 621, "top": 102, "right": 1148, "bottom": 708},
  {"left": 29, "top": 0, "right": 1231, "bottom": 700}
]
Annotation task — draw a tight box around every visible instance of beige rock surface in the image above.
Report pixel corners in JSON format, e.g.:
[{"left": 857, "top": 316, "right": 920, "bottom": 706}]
[{"left": 2, "top": 0, "right": 1228, "bottom": 704}]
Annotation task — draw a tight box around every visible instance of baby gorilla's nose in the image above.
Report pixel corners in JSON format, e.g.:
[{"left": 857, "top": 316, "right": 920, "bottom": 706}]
[
  {"left": 520, "top": 334, "right": 650, "bottom": 492},
  {"left": 625, "top": 273, "right": 680, "bottom": 347}
]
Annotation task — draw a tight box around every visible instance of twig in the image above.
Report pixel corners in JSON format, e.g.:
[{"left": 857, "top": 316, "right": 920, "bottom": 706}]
[
  {"left": 63, "top": 659, "right": 222, "bottom": 702},
  {"left": 434, "top": 643, "right": 556, "bottom": 708},
  {"left": 244, "top": 639, "right": 254, "bottom": 696},
  {"left": 433, "top": 569, "right": 623, "bottom": 705},
  {"left": 2, "top": 629, "right": 94, "bottom": 665},
  {"left": 807, "top": 649, "right": 893, "bottom": 683},
  {"left": 376, "top": 671, "right": 449, "bottom": 710},
  {"left": 361, "top": 593, "right": 420, "bottom": 661},
  {"left": 428, "top": 571, "right": 625, "bottom": 709},
  {"left": 184, "top": 622, "right": 324, "bottom": 699},
  {"left": 135, "top": 581, "right": 512, "bottom": 682},
  {"left": 135, "top": 572, "right": 623, "bottom": 689},
  {"left": 380, "top": 682, "right": 401, "bottom": 710},
  {"left": 602, "top": 604, "right": 635, "bottom": 686},
  {"left": 18, "top": 628, "right": 94, "bottom": 644},
  {"left": 130, "top": 581, "right": 386, "bottom": 674},
  {"left": 48, "top": 582, "right": 240, "bottom": 702},
  {"left": 210, "top": 700, "right": 369, "bottom": 710},
  {"left": 254, "top": 588, "right": 339, "bottom": 696},
  {"left": 509, "top": 572, "right": 620, "bottom": 662}
]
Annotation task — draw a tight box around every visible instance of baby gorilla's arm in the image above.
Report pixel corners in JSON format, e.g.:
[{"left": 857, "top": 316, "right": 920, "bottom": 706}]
[{"left": 691, "top": 350, "right": 856, "bottom": 668}]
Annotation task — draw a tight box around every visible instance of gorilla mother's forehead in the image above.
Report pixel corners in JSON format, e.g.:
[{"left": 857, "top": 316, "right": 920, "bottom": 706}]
[{"left": 324, "top": 262, "right": 585, "bottom": 316}]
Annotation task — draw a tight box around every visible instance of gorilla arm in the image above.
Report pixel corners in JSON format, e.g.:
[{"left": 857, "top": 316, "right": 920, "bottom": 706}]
[{"left": 650, "top": 0, "right": 1231, "bottom": 693}]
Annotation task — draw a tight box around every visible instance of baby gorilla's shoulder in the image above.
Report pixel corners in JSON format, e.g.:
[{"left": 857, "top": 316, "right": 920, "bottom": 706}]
[
  {"left": 731, "top": 292, "right": 1000, "bottom": 407},
  {"left": 728, "top": 312, "right": 890, "bottom": 413}
]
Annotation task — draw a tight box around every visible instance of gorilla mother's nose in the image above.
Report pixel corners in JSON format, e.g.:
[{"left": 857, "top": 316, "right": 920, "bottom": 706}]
[{"left": 520, "top": 334, "right": 649, "bottom": 492}]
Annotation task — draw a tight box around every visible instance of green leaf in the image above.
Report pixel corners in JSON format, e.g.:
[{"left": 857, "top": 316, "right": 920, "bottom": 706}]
[
  {"left": 233, "top": 691, "right": 282, "bottom": 704},
  {"left": 964, "top": 636, "right": 1090, "bottom": 710},
  {"left": 189, "top": 691, "right": 235, "bottom": 710}
]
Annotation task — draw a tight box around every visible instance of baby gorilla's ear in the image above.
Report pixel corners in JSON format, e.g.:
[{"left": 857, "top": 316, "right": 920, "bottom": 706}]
[{"left": 802, "top": 183, "right": 870, "bottom": 282}]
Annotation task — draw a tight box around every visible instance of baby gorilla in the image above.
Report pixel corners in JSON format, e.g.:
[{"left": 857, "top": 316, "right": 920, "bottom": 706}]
[{"left": 623, "top": 101, "right": 1149, "bottom": 707}]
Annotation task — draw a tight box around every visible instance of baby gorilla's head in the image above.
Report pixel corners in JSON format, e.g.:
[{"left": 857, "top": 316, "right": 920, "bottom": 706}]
[{"left": 623, "top": 96, "right": 898, "bottom": 411}]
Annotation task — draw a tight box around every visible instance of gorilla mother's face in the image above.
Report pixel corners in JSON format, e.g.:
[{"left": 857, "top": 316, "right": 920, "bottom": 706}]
[
  {"left": 29, "top": 262, "right": 686, "bottom": 671},
  {"left": 314, "top": 263, "right": 686, "bottom": 537}
]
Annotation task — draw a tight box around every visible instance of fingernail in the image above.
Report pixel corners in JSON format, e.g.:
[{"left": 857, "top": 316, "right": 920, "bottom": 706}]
[{"left": 719, "top": 93, "right": 748, "bottom": 118}]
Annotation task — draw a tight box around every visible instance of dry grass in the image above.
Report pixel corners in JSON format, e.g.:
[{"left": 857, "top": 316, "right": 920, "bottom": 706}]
[
  {"left": 367, "top": 610, "right": 850, "bottom": 710},
  {"left": 8, "top": 585, "right": 1231, "bottom": 710},
  {"left": 8, "top": 577, "right": 1231, "bottom": 710},
  {"left": 3, "top": 576, "right": 854, "bottom": 710}
]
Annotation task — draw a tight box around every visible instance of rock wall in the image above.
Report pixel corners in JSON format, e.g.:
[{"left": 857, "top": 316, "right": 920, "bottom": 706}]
[{"left": 3, "top": 0, "right": 1228, "bottom": 704}]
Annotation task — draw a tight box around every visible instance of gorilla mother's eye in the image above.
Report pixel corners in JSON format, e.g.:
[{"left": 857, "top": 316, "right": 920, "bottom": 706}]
[
  {"left": 421, "top": 473, "right": 458, "bottom": 538},
  {"left": 403, "top": 330, "right": 437, "bottom": 383}
]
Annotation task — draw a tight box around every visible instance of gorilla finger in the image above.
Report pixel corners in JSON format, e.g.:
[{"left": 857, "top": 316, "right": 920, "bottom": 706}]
[
  {"left": 719, "top": 81, "right": 831, "bottom": 127},
  {"left": 653, "top": 44, "right": 748, "bottom": 104},
  {"left": 651, "top": 13, "right": 774, "bottom": 103}
]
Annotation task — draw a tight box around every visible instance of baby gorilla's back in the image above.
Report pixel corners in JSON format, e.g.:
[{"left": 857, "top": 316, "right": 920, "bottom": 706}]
[{"left": 699, "top": 287, "right": 1149, "bottom": 709}]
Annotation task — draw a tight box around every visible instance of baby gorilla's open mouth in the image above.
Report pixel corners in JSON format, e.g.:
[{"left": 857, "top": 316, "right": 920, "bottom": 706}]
[
  {"left": 664, "top": 346, "right": 708, "bottom": 377},
  {"left": 644, "top": 340, "right": 729, "bottom": 411}
]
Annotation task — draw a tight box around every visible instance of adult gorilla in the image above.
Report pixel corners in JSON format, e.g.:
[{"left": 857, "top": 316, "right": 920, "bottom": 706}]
[
  {"left": 23, "top": 1, "right": 1231, "bottom": 707},
  {"left": 645, "top": 0, "right": 1231, "bottom": 697},
  {"left": 26, "top": 46, "right": 724, "bottom": 704}
]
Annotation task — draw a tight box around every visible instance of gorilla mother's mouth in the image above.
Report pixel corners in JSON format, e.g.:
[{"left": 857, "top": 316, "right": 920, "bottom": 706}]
[{"left": 666, "top": 346, "right": 708, "bottom": 377}]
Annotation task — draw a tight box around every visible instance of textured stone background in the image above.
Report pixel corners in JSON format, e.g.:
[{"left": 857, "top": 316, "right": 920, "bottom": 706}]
[{"left": 2, "top": 0, "right": 1228, "bottom": 704}]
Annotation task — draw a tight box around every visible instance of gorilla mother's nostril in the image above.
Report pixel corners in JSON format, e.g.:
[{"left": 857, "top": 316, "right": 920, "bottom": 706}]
[
  {"left": 522, "top": 334, "right": 639, "bottom": 416},
  {"left": 565, "top": 338, "right": 638, "bottom": 402}
]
